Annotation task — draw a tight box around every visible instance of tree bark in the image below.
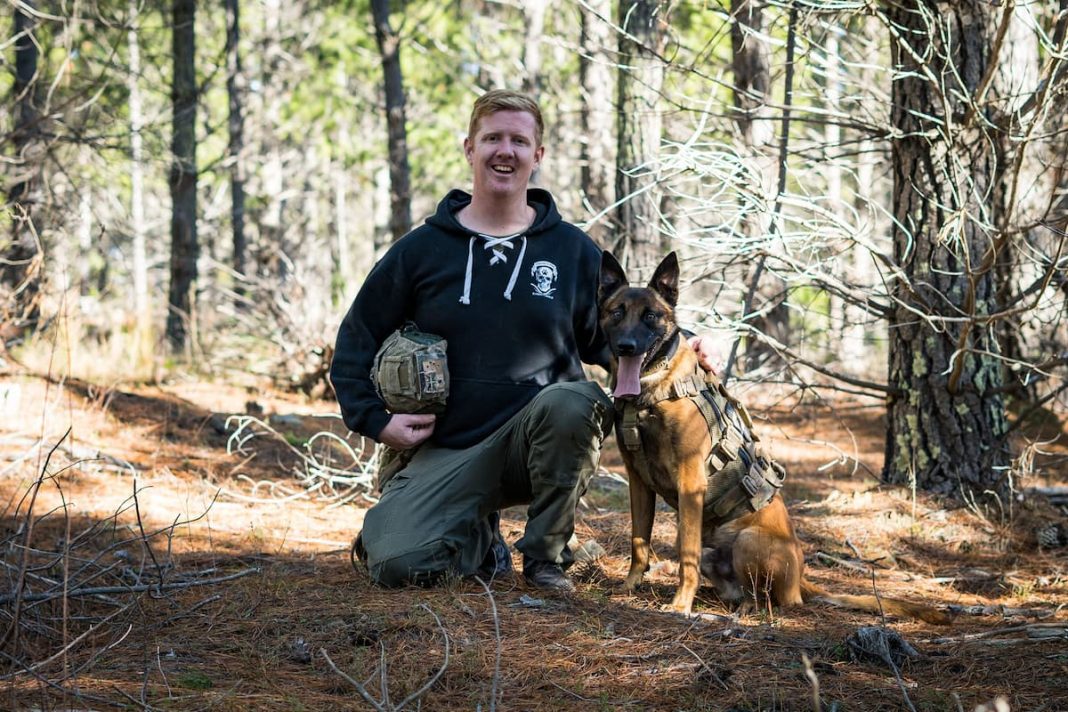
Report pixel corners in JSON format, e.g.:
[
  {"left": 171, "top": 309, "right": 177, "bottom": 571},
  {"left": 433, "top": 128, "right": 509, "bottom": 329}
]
[
  {"left": 370, "top": 0, "right": 412, "bottom": 244},
  {"left": 260, "top": 0, "right": 286, "bottom": 280},
  {"left": 615, "top": 0, "right": 667, "bottom": 275},
  {"left": 166, "top": 0, "right": 199, "bottom": 353},
  {"left": 730, "top": 0, "right": 772, "bottom": 150},
  {"left": 578, "top": 0, "right": 615, "bottom": 245},
  {"left": 731, "top": 0, "right": 789, "bottom": 372},
  {"left": 885, "top": 1, "right": 1009, "bottom": 497},
  {"left": 2, "top": 1, "right": 43, "bottom": 337},
  {"left": 990, "top": 3, "right": 1043, "bottom": 396},
  {"left": 128, "top": 1, "right": 150, "bottom": 328},
  {"left": 226, "top": 0, "right": 248, "bottom": 296},
  {"left": 522, "top": 0, "right": 549, "bottom": 93}
]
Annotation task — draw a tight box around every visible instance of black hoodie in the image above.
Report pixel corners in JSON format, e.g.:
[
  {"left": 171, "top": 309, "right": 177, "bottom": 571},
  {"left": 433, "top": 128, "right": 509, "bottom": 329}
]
[{"left": 331, "top": 188, "right": 610, "bottom": 449}]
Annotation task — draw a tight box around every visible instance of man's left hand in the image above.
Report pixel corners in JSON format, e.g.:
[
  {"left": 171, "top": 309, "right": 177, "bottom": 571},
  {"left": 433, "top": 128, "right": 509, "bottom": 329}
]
[{"left": 688, "top": 335, "right": 725, "bottom": 375}]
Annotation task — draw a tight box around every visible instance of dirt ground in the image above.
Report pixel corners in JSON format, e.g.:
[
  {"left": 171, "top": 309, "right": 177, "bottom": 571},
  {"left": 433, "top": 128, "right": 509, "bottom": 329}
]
[{"left": 1, "top": 367, "right": 1066, "bottom": 711}]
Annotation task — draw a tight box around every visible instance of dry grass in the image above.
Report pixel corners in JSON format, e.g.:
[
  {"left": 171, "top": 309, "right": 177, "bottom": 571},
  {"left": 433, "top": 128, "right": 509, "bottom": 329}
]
[{"left": 1, "top": 368, "right": 1066, "bottom": 711}]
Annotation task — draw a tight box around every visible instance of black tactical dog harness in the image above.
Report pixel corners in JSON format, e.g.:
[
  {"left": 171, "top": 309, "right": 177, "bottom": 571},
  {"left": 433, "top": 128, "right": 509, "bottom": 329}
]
[{"left": 615, "top": 365, "right": 786, "bottom": 527}]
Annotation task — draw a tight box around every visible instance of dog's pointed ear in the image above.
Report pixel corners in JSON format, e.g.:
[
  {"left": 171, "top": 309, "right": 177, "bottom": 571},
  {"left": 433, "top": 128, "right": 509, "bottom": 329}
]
[
  {"left": 648, "top": 252, "right": 679, "bottom": 306},
  {"left": 599, "top": 251, "right": 628, "bottom": 305}
]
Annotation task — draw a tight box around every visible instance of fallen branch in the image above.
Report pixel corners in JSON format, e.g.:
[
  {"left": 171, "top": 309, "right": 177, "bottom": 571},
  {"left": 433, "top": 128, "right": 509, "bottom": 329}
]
[
  {"left": 928, "top": 622, "right": 1068, "bottom": 645},
  {"left": 0, "top": 647, "right": 134, "bottom": 710},
  {"left": 0, "top": 600, "right": 135, "bottom": 680},
  {"left": 1027, "top": 486, "right": 1068, "bottom": 505},
  {"left": 473, "top": 577, "right": 502, "bottom": 712},
  {"left": 815, "top": 551, "right": 875, "bottom": 574},
  {"left": 946, "top": 604, "right": 1055, "bottom": 620},
  {"left": 0, "top": 567, "right": 260, "bottom": 605},
  {"left": 801, "top": 652, "right": 821, "bottom": 712},
  {"left": 846, "top": 626, "right": 918, "bottom": 712},
  {"left": 680, "top": 643, "right": 729, "bottom": 690},
  {"left": 0, "top": 427, "right": 70, "bottom": 652},
  {"left": 321, "top": 602, "right": 450, "bottom": 712},
  {"left": 222, "top": 414, "right": 380, "bottom": 504}
]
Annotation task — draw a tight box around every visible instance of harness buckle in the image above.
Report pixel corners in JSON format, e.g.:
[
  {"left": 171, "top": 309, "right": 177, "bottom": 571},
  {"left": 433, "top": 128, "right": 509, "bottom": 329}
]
[
  {"left": 741, "top": 471, "right": 762, "bottom": 497},
  {"left": 766, "top": 460, "right": 786, "bottom": 487},
  {"left": 735, "top": 400, "right": 755, "bottom": 430},
  {"left": 621, "top": 404, "right": 641, "bottom": 451},
  {"left": 711, "top": 437, "right": 739, "bottom": 469},
  {"left": 671, "top": 377, "right": 701, "bottom": 400}
]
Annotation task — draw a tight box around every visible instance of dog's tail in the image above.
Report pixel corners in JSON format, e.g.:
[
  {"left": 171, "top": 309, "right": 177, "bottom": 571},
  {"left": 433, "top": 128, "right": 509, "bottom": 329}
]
[{"left": 800, "top": 578, "right": 953, "bottom": 626}]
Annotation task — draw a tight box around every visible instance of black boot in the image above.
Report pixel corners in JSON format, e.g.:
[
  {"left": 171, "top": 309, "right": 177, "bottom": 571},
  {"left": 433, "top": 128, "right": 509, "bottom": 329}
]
[
  {"left": 522, "top": 555, "right": 575, "bottom": 592},
  {"left": 476, "top": 512, "right": 513, "bottom": 580}
]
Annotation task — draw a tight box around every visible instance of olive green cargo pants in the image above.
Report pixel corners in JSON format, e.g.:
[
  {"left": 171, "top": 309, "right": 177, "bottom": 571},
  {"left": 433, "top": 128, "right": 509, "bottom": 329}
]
[{"left": 359, "top": 381, "right": 613, "bottom": 587}]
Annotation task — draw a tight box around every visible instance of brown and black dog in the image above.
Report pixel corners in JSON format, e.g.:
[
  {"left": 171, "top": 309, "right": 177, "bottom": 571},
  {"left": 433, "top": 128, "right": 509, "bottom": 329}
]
[{"left": 599, "top": 250, "right": 951, "bottom": 624}]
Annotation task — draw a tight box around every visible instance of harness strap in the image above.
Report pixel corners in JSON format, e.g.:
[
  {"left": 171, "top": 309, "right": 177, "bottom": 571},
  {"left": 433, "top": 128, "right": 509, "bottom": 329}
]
[
  {"left": 621, "top": 402, "right": 641, "bottom": 451},
  {"left": 616, "top": 363, "right": 785, "bottom": 522}
]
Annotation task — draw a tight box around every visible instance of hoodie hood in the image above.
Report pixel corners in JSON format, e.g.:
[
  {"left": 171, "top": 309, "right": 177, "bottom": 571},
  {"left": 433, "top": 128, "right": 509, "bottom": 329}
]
[
  {"left": 425, "top": 188, "right": 563, "bottom": 237},
  {"left": 427, "top": 189, "right": 564, "bottom": 305}
]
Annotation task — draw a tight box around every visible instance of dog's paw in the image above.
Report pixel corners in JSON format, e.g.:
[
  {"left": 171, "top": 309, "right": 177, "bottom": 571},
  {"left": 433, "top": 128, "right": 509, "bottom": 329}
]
[
  {"left": 662, "top": 589, "right": 699, "bottom": 616},
  {"left": 661, "top": 600, "right": 695, "bottom": 617}
]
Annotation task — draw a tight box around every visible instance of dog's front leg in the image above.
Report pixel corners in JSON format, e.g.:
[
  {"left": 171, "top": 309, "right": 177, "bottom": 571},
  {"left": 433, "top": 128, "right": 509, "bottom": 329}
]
[
  {"left": 622, "top": 473, "right": 655, "bottom": 591},
  {"left": 666, "top": 462, "right": 705, "bottom": 615}
]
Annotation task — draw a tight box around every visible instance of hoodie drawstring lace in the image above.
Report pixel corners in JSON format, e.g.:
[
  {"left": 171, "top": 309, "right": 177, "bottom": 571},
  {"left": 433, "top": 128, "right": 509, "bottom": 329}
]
[
  {"left": 459, "top": 237, "right": 475, "bottom": 305},
  {"left": 499, "top": 236, "right": 527, "bottom": 300},
  {"left": 458, "top": 233, "right": 528, "bottom": 305}
]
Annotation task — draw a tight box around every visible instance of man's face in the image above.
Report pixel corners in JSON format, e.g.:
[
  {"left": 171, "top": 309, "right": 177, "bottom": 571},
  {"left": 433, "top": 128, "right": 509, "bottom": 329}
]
[{"left": 464, "top": 110, "right": 544, "bottom": 202}]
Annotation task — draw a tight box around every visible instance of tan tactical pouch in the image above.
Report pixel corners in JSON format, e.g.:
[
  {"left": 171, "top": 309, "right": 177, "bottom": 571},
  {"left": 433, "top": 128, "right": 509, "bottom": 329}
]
[{"left": 370, "top": 322, "right": 449, "bottom": 415}]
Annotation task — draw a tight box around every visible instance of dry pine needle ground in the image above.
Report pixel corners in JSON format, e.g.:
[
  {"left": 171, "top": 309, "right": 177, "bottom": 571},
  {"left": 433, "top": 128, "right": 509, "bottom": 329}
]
[{"left": 0, "top": 372, "right": 1065, "bottom": 711}]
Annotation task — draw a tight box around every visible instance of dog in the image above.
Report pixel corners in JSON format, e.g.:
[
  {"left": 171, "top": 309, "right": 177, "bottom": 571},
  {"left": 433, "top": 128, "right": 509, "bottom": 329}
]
[{"left": 598, "top": 250, "right": 951, "bottom": 624}]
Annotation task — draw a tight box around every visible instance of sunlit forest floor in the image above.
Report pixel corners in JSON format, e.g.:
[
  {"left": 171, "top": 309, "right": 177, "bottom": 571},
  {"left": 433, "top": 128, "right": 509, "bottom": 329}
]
[{"left": 1, "top": 366, "right": 1066, "bottom": 711}]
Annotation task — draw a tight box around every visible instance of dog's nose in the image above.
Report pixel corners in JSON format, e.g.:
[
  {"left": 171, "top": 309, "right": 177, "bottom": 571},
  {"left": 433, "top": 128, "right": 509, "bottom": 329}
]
[{"left": 616, "top": 339, "right": 637, "bottom": 356}]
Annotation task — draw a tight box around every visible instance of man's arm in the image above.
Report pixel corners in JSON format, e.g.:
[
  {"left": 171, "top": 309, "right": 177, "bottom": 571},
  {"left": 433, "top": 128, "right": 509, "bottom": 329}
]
[
  {"left": 330, "top": 247, "right": 430, "bottom": 445},
  {"left": 575, "top": 241, "right": 613, "bottom": 371}
]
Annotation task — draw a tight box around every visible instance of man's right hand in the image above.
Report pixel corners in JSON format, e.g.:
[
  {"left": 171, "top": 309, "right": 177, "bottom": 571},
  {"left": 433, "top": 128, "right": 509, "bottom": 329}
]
[{"left": 378, "top": 413, "right": 436, "bottom": 450}]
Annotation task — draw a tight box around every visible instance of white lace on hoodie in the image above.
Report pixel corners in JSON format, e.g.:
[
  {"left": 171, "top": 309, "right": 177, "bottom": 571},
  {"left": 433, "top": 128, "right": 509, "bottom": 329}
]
[{"left": 458, "top": 232, "right": 528, "bottom": 305}]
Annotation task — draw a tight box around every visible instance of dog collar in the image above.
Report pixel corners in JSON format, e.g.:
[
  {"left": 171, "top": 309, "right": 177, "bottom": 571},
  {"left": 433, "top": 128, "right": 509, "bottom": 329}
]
[{"left": 641, "top": 329, "right": 682, "bottom": 376}]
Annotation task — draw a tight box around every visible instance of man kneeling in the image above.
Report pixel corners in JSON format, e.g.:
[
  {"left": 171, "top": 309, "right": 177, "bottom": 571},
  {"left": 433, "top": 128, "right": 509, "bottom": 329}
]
[{"left": 330, "top": 90, "right": 613, "bottom": 590}]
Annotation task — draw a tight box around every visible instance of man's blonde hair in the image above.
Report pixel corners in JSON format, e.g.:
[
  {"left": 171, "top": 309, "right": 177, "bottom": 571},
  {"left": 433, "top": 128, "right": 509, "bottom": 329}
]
[{"left": 467, "top": 90, "right": 544, "bottom": 146}]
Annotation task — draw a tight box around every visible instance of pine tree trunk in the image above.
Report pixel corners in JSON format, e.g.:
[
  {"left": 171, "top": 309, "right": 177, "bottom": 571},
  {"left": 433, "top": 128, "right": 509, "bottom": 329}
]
[
  {"left": 226, "top": 0, "right": 248, "bottom": 296},
  {"left": 731, "top": 0, "right": 789, "bottom": 373},
  {"left": 166, "top": 0, "right": 199, "bottom": 353},
  {"left": 991, "top": 3, "right": 1042, "bottom": 396},
  {"left": 260, "top": 0, "right": 286, "bottom": 280},
  {"left": 615, "top": 0, "right": 666, "bottom": 275},
  {"left": 128, "top": 0, "right": 151, "bottom": 346},
  {"left": 579, "top": 0, "right": 615, "bottom": 245},
  {"left": 370, "top": 0, "right": 412, "bottom": 244},
  {"left": 522, "top": 0, "right": 548, "bottom": 93},
  {"left": 730, "top": 0, "right": 772, "bottom": 149},
  {"left": 2, "top": 1, "right": 43, "bottom": 337},
  {"left": 885, "top": 1, "right": 1008, "bottom": 497}
]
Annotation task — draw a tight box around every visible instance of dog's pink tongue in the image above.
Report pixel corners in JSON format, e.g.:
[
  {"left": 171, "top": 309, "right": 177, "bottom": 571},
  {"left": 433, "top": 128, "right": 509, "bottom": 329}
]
[{"left": 614, "top": 355, "right": 643, "bottom": 398}]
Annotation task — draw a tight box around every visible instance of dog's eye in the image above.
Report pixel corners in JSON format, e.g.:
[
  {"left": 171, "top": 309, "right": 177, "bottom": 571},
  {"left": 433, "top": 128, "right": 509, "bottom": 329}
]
[
  {"left": 643, "top": 311, "right": 659, "bottom": 324},
  {"left": 610, "top": 308, "right": 624, "bottom": 321}
]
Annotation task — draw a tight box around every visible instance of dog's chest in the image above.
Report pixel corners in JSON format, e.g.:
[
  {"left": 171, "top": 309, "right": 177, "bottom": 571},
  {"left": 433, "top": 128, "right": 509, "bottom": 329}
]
[{"left": 616, "top": 405, "right": 704, "bottom": 507}]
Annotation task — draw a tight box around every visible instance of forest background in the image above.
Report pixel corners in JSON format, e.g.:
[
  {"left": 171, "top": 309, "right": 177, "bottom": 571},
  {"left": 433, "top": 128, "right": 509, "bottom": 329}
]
[
  {"left": 6, "top": 0, "right": 1068, "bottom": 502},
  {"left": 3, "top": 1, "right": 1068, "bottom": 709}
]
